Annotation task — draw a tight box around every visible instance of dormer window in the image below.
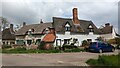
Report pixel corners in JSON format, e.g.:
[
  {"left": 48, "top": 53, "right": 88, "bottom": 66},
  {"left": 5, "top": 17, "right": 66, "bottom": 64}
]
[
  {"left": 42, "top": 27, "right": 50, "bottom": 34},
  {"left": 90, "top": 29, "right": 94, "bottom": 32},
  {"left": 45, "top": 28, "right": 49, "bottom": 33},
  {"left": 28, "top": 29, "right": 32, "bottom": 35},
  {"left": 88, "top": 25, "right": 93, "bottom": 29},
  {"left": 65, "top": 22, "right": 71, "bottom": 31},
  {"left": 88, "top": 24, "right": 93, "bottom": 32},
  {"left": 27, "top": 28, "right": 34, "bottom": 35},
  {"left": 66, "top": 27, "right": 71, "bottom": 31}
]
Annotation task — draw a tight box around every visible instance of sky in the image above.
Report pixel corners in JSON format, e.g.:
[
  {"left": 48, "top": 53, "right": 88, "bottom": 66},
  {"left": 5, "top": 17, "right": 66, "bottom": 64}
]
[{"left": 0, "top": 0, "right": 120, "bottom": 33}]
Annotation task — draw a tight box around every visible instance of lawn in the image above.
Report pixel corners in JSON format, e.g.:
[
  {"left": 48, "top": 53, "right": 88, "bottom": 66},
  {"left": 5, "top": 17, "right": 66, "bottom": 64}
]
[{"left": 86, "top": 54, "right": 120, "bottom": 68}]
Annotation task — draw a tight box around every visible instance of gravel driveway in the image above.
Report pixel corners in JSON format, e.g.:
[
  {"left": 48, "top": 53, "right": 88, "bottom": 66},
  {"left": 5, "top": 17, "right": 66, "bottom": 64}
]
[{"left": 2, "top": 50, "right": 119, "bottom": 66}]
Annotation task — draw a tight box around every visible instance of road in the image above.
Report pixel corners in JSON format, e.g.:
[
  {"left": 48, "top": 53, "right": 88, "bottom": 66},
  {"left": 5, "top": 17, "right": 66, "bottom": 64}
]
[{"left": 2, "top": 50, "right": 119, "bottom": 66}]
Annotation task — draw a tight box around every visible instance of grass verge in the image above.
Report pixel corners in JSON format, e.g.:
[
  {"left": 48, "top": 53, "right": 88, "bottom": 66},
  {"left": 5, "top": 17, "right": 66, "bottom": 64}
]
[{"left": 86, "top": 54, "right": 120, "bottom": 68}]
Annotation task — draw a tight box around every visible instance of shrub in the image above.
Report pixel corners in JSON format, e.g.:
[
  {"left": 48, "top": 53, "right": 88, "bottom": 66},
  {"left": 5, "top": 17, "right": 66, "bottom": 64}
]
[
  {"left": 2, "top": 45, "right": 12, "bottom": 49},
  {"left": 2, "top": 48, "right": 61, "bottom": 54},
  {"left": 38, "top": 41, "right": 46, "bottom": 50},
  {"left": 64, "top": 48, "right": 82, "bottom": 52},
  {"left": 62, "top": 45, "right": 78, "bottom": 50},
  {"left": 86, "top": 59, "right": 99, "bottom": 66}
]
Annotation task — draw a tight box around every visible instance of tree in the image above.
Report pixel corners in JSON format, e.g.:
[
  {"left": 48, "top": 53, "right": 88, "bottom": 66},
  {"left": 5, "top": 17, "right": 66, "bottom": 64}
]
[
  {"left": 107, "top": 37, "right": 120, "bottom": 45},
  {"left": 107, "top": 39, "right": 116, "bottom": 44},
  {"left": 0, "top": 17, "right": 9, "bottom": 30},
  {"left": 115, "top": 37, "right": 120, "bottom": 45}
]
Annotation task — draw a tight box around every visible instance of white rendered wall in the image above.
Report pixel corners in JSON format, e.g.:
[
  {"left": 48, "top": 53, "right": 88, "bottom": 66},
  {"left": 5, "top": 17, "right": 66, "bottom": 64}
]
[
  {"left": 54, "top": 32, "right": 99, "bottom": 46},
  {"left": 100, "top": 28, "right": 117, "bottom": 41}
]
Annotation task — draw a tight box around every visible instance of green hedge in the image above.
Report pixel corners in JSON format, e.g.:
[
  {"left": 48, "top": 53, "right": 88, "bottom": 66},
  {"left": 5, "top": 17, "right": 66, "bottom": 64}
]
[
  {"left": 86, "top": 54, "right": 119, "bottom": 68},
  {"left": 2, "top": 48, "right": 83, "bottom": 54},
  {"left": 64, "top": 48, "right": 83, "bottom": 52},
  {"left": 2, "top": 48, "right": 61, "bottom": 54},
  {"left": 62, "top": 45, "right": 78, "bottom": 49}
]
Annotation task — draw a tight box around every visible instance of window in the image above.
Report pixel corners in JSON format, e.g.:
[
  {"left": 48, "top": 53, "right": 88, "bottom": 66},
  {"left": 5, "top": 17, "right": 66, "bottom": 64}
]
[
  {"left": 28, "top": 31, "right": 32, "bottom": 35},
  {"left": 10, "top": 42, "right": 15, "bottom": 44},
  {"left": 56, "top": 39, "right": 61, "bottom": 46},
  {"left": 87, "top": 39, "right": 92, "bottom": 42},
  {"left": 90, "top": 29, "right": 94, "bottom": 32},
  {"left": 35, "top": 39, "right": 41, "bottom": 45},
  {"left": 90, "top": 42, "right": 97, "bottom": 45},
  {"left": 6, "top": 42, "right": 8, "bottom": 45},
  {"left": 27, "top": 29, "right": 34, "bottom": 36},
  {"left": 27, "top": 40, "right": 32, "bottom": 45},
  {"left": 65, "top": 27, "right": 71, "bottom": 31},
  {"left": 16, "top": 40, "right": 25, "bottom": 45},
  {"left": 64, "top": 39, "right": 70, "bottom": 45},
  {"left": 88, "top": 24, "right": 94, "bottom": 32},
  {"left": 65, "top": 22, "right": 71, "bottom": 31},
  {"left": 3, "top": 42, "right": 5, "bottom": 45},
  {"left": 73, "top": 39, "right": 78, "bottom": 43},
  {"left": 88, "top": 25, "right": 93, "bottom": 29}
]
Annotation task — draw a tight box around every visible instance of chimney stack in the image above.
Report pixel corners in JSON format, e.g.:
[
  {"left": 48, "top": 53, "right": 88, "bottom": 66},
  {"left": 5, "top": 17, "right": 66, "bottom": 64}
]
[
  {"left": 40, "top": 19, "right": 43, "bottom": 24},
  {"left": 105, "top": 23, "right": 110, "bottom": 27},
  {"left": 10, "top": 24, "right": 13, "bottom": 30},
  {"left": 23, "top": 22, "right": 26, "bottom": 26},
  {"left": 73, "top": 8, "right": 79, "bottom": 24}
]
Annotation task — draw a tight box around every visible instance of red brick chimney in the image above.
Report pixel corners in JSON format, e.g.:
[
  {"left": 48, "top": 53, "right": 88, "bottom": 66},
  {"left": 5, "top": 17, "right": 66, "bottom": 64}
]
[{"left": 73, "top": 8, "right": 80, "bottom": 24}]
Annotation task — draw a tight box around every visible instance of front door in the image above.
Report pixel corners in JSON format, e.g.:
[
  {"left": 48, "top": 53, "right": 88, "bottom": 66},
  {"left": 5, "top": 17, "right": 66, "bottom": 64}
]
[
  {"left": 56, "top": 39, "right": 61, "bottom": 46},
  {"left": 27, "top": 40, "right": 32, "bottom": 45}
]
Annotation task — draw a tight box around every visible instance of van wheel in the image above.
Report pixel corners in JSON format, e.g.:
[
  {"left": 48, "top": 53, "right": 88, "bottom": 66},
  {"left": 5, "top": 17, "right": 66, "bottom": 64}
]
[
  {"left": 99, "top": 49, "right": 102, "bottom": 53},
  {"left": 112, "top": 48, "right": 115, "bottom": 52}
]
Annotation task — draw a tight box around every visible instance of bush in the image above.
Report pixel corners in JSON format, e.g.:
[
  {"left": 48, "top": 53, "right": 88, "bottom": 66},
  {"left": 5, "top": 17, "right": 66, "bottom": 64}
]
[
  {"left": 86, "top": 59, "right": 99, "bottom": 66},
  {"left": 64, "top": 48, "right": 82, "bottom": 52},
  {"left": 62, "top": 45, "right": 78, "bottom": 50},
  {"left": 81, "top": 40, "right": 90, "bottom": 47},
  {"left": 38, "top": 41, "right": 46, "bottom": 50},
  {"left": 2, "top": 45, "right": 12, "bottom": 49}
]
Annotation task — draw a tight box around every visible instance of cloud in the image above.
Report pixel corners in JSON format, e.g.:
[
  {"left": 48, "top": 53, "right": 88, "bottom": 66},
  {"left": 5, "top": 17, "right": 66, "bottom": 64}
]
[{"left": 1, "top": 0, "right": 119, "bottom": 33}]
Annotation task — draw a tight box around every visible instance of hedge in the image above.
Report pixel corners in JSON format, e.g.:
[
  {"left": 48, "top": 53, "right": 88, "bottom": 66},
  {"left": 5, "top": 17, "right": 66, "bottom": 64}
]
[{"left": 2, "top": 48, "right": 84, "bottom": 54}]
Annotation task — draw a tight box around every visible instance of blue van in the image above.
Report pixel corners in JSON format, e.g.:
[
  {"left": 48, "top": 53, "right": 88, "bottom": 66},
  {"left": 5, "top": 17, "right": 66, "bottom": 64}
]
[{"left": 89, "top": 42, "right": 115, "bottom": 53}]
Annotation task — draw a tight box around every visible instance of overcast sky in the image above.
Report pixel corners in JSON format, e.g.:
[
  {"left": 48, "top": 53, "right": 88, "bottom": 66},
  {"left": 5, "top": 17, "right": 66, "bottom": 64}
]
[{"left": 1, "top": 0, "right": 119, "bottom": 33}]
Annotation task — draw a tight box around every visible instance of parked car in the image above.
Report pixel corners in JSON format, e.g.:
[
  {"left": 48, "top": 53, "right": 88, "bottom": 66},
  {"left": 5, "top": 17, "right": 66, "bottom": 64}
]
[{"left": 88, "top": 42, "right": 115, "bottom": 53}]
